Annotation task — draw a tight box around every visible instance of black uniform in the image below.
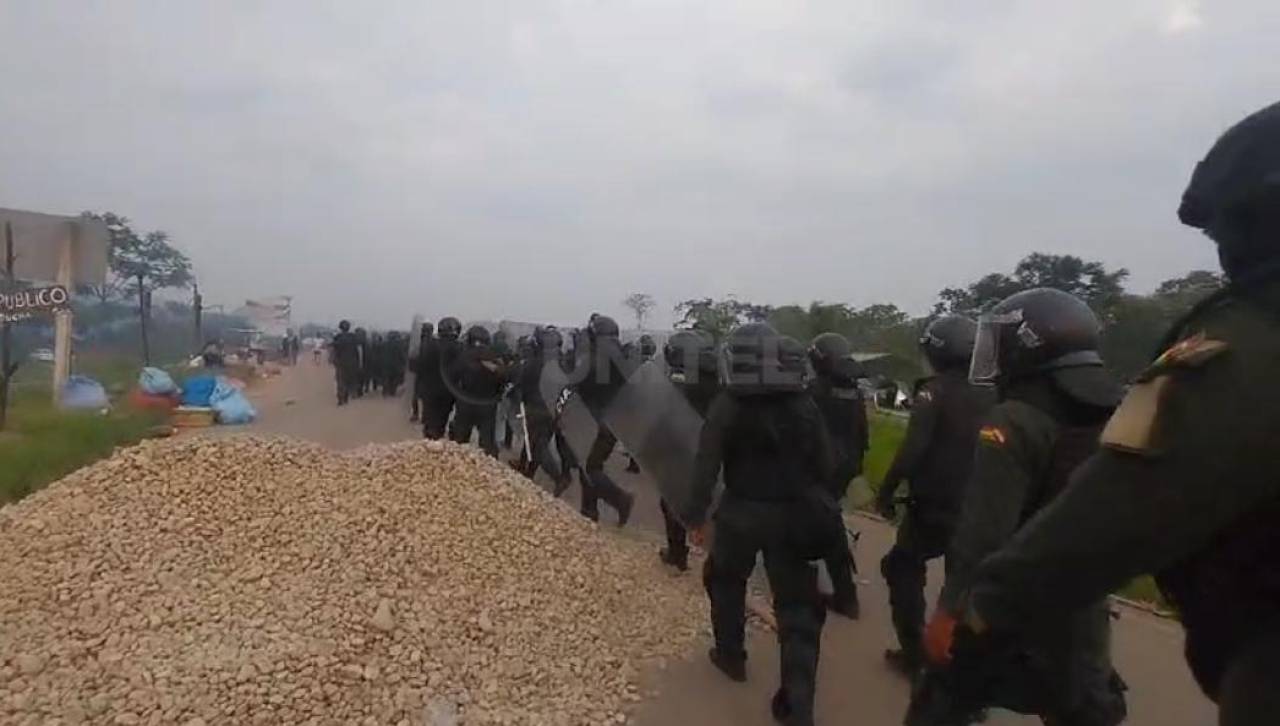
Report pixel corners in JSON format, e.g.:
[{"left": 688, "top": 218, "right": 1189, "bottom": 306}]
[
  {"left": 383, "top": 333, "right": 407, "bottom": 396},
  {"left": 949, "top": 100, "right": 1280, "bottom": 726},
  {"left": 877, "top": 369, "right": 993, "bottom": 665},
  {"left": 929, "top": 379, "right": 1127, "bottom": 726},
  {"left": 331, "top": 331, "right": 362, "bottom": 405},
  {"left": 567, "top": 323, "right": 635, "bottom": 525},
  {"left": 685, "top": 390, "right": 837, "bottom": 726},
  {"left": 449, "top": 344, "right": 506, "bottom": 457},
  {"left": 662, "top": 364, "right": 720, "bottom": 570},
  {"left": 418, "top": 337, "right": 460, "bottom": 440},
  {"left": 514, "top": 354, "right": 570, "bottom": 487},
  {"left": 807, "top": 373, "right": 869, "bottom": 616}
]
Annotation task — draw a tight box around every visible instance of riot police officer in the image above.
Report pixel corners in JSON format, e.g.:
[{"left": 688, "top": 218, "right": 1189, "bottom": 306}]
[
  {"left": 954, "top": 101, "right": 1280, "bottom": 726},
  {"left": 685, "top": 323, "right": 839, "bottom": 726},
  {"left": 410, "top": 322, "right": 434, "bottom": 423},
  {"left": 807, "top": 331, "right": 869, "bottom": 619},
  {"left": 908, "top": 288, "right": 1128, "bottom": 726},
  {"left": 877, "top": 314, "right": 994, "bottom": 675},
  {"left": 658, "top": 329, "right": 721, "bottom": 571},
  {"left": 331, "top": 320, "right": 361, "bottom": 406},
  {"left": 513, "top": 326, "right": 572, "bottom": 491},
  {"left": 571, "top": 314, "right": 635, "bottom": 525},
  {"left": 449, "top": 325, "right": 507, "bottom": 457},
  {"left": 419, "top": 316, "right": 462, "bottom": 439},
  {"left": 354, "top": 327, "right": 370, "bottom": 397}
]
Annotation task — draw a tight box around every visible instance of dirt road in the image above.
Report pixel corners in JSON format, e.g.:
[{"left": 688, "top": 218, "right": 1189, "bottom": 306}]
[{"left": 235, "top": 364, "right": 1215, "bottom": 725}]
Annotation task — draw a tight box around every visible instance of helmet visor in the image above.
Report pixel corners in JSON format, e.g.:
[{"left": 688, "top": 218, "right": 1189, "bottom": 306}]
[{"left": 969, "top": 310, "right": 1023, "bottom": 386}]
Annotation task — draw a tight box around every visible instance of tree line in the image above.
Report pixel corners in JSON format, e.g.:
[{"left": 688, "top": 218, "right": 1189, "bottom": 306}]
[{"left": 662, "top": 252, "right": 1222, "bottom": 383}]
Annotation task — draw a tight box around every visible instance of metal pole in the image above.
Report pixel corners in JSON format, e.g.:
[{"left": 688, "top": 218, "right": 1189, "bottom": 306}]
[
  {"left": 193, "top": 283, "right": 203, "bottom": 354},
  {"left": 51, "top": 223, "right": 75, "bottom": 406},
  {"left": 0, "top": 222, "right": 14, "bottom": 430}
]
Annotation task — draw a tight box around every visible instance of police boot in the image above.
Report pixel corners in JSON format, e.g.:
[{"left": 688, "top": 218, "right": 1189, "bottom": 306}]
[
  {"left": 770, "top": 688, "right": 815, "bottom": 726},
  {"left": 708, "top": 648, "right": 747, "bottom": 683},
  {"left": 616, "top": 490, "right": 634, "bottom": 527},
  {"left": 884, "top": 646, "right": 924, "bottom": 679},
  {"left": 659, "top": 547, "right": 689, "bottom": 572}
]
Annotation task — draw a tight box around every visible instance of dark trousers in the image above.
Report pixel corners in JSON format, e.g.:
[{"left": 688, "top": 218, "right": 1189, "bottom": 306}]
[
  {"left": 422, "top": 392, "right": 455, "bottom": 440},
  {"left": 660, "top": 498, "right": 689, "bottom": 563},
  {"left": 336, "top": 365, "right": 359, "bottom": 405},
  {"left": 519, "top": 415, "right": 567, "bottom": 484},
  {"left": 581, "top": 428, "right": 632, "bottom": 520},
  {"left": 1219, "top": 625, "right": 1280, "bottom": 726},
  {"left": 451, "top": 403, "right": 498, "bottom": 457},
  {"left": 704, "top": 500, "right": 825, "bottom": 725},
  {"left": 881, "top": 509, "right": 953, "bottom": 658},
  {"left": 823, "top": 535, "right": 859, "bottom": 609}
]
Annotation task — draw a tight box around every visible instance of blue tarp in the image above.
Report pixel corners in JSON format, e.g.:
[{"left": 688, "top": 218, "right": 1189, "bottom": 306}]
[
  {"left": 209, "top": 378, "right": 256, "bottom": 425},
  {"left": 181, "top": 376, "right": 218, "bottom": 407},
  {"left": 139, "top": 367, "right": 179, "bottom": 396},
  {"left": 60, "top": 376, "right": 109, "bottom": 411}
]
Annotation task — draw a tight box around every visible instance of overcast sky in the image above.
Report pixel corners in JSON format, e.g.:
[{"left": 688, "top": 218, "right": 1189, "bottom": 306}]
[{"left": 0, "top": 1, "right": 1275, "bottom": 328}]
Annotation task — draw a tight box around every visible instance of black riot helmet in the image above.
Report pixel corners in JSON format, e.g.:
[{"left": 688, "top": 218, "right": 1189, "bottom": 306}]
[
  {"left": 420, "top": 322, "right": 434, "bottom": 340},
  {"left": 464, "top": 325, "right": 491, "bottom": 347},
  {"left": 533, "top": 325, "right": 564, "bottom": 354},
  {"left": 587, "top": 314, "right": 620, "bottom": 342},
  {"left": 437, "top": 317, "right": 462, "bottom": 341},
  {"left": 1179, "top": 101, "right": 1280, "bottom": 279},
  {"left": 807, "top": 332, "right": 866, "bottom": 385},
  {"left": 920, "top": 315, "right": 978, "bottom": 372},
  {"left": 970, "top": 288, "right": 1120, "bottom": 407},
  {"left": 517, "top": 335, "right": 534, "bottom": 358},
  {"left": 638, "top": 334, "right": 657, "bottom": 359},
  {"left": 719, "top": 322, "right": 806, "bottom": 394},
  {"left": 338, "top": 320, "right": 351, "bottom": 333},
  {"left": 665, "top": 329, "right": 718, "bottom": 376}
]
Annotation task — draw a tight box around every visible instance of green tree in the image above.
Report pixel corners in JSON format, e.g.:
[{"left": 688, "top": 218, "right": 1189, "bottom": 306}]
[
  {"left": 86, "top": 214, "right": 194, "bottom": 365},
  {"left": 934, "top": 253, "right": 1130, "bottom": 319},
  {"left": 673, "top": 296, "right": 772, "bottom": 340}
]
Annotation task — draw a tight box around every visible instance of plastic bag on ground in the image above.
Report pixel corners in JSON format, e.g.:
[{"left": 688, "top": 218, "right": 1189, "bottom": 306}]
[
  {"left": 209, "top": 378, "right": 257, "bottom": 425},
  {"left": 59, "top": 376, "right": 109, "bottom": 412},
  {"left": 139, "top": 367, "right": 179, "bottom": 396},
  {"left": 181, "top": 376, "right": 218, "bottom": 407}
]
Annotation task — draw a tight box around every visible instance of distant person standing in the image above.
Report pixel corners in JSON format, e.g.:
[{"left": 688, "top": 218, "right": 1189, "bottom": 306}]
[{"left": 331, "top": 321, "right": 361, "bottom": 406}]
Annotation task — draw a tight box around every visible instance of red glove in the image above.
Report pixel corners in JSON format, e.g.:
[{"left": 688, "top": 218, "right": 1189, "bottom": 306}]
[{"left": 924, "top": 610, "right": 958, "bottom": 666}]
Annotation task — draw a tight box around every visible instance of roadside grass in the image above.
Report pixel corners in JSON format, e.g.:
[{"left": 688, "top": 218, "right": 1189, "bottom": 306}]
[
  {"left": 1, "top": 354, "right": 171, "bottom": 505},
  {"left": 858, "top": 408, "right": 1168, "bottom": 610}
]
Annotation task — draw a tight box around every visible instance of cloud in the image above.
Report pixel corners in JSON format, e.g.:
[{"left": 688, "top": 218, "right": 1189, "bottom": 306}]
[
  {"left": 1164, "top": 1, "right": 1204, "bottom": 34},
  {"left": 0, "top": 0, "right": 1271, "bottom": 329}
]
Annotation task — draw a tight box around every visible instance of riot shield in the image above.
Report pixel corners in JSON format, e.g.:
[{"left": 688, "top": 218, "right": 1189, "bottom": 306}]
[
  {"left": 538, "top": 360, "right": 599, "bottom": 470},
  {"left": 408, "top": 315, "right": 425, "bottom": 359}
]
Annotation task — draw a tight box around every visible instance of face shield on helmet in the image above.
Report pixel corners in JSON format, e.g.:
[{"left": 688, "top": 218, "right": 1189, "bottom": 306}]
[{"left": 968, "top": 309, "right": 1026, "bottom": 386}]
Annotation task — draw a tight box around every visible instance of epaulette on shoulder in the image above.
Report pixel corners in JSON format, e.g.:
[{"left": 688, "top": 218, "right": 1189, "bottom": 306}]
[{"left": 1139, "top": 331, "right": 1229, "bottom": 382}]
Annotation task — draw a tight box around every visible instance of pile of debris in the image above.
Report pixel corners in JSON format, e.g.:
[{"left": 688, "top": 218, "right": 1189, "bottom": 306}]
[{"left": 0, "top": 437, "right": 707, "bottom": 725}]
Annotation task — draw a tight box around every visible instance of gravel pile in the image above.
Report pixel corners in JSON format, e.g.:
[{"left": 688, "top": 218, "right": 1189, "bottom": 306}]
[{"left": 0, "top": 437, "right": 707, "bottom": 725}]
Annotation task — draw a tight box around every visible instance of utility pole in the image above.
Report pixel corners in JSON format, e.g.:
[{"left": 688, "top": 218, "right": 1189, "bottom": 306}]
[
  {"left": 1, "top": 222, "right": 16, "bottom": 431},
  {"left": 193, "top": 282, "right": 203, "bottom": 353}
]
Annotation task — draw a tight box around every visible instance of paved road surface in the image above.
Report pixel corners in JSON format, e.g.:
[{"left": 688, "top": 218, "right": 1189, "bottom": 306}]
[{"left": 233, "top": 364, "right": 1216, "bottom": 726}]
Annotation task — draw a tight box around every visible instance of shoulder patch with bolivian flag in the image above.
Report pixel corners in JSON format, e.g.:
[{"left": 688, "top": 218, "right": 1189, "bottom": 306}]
[
  {"left": 1143, "top": 331, "right": 1229, "bottom": 380},
  {"left": 978, "top": 425, "right": 1007, "bottom": 447},
  {"left": 1102, "top": 331, "right": 1229, "bottom": 455}
]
